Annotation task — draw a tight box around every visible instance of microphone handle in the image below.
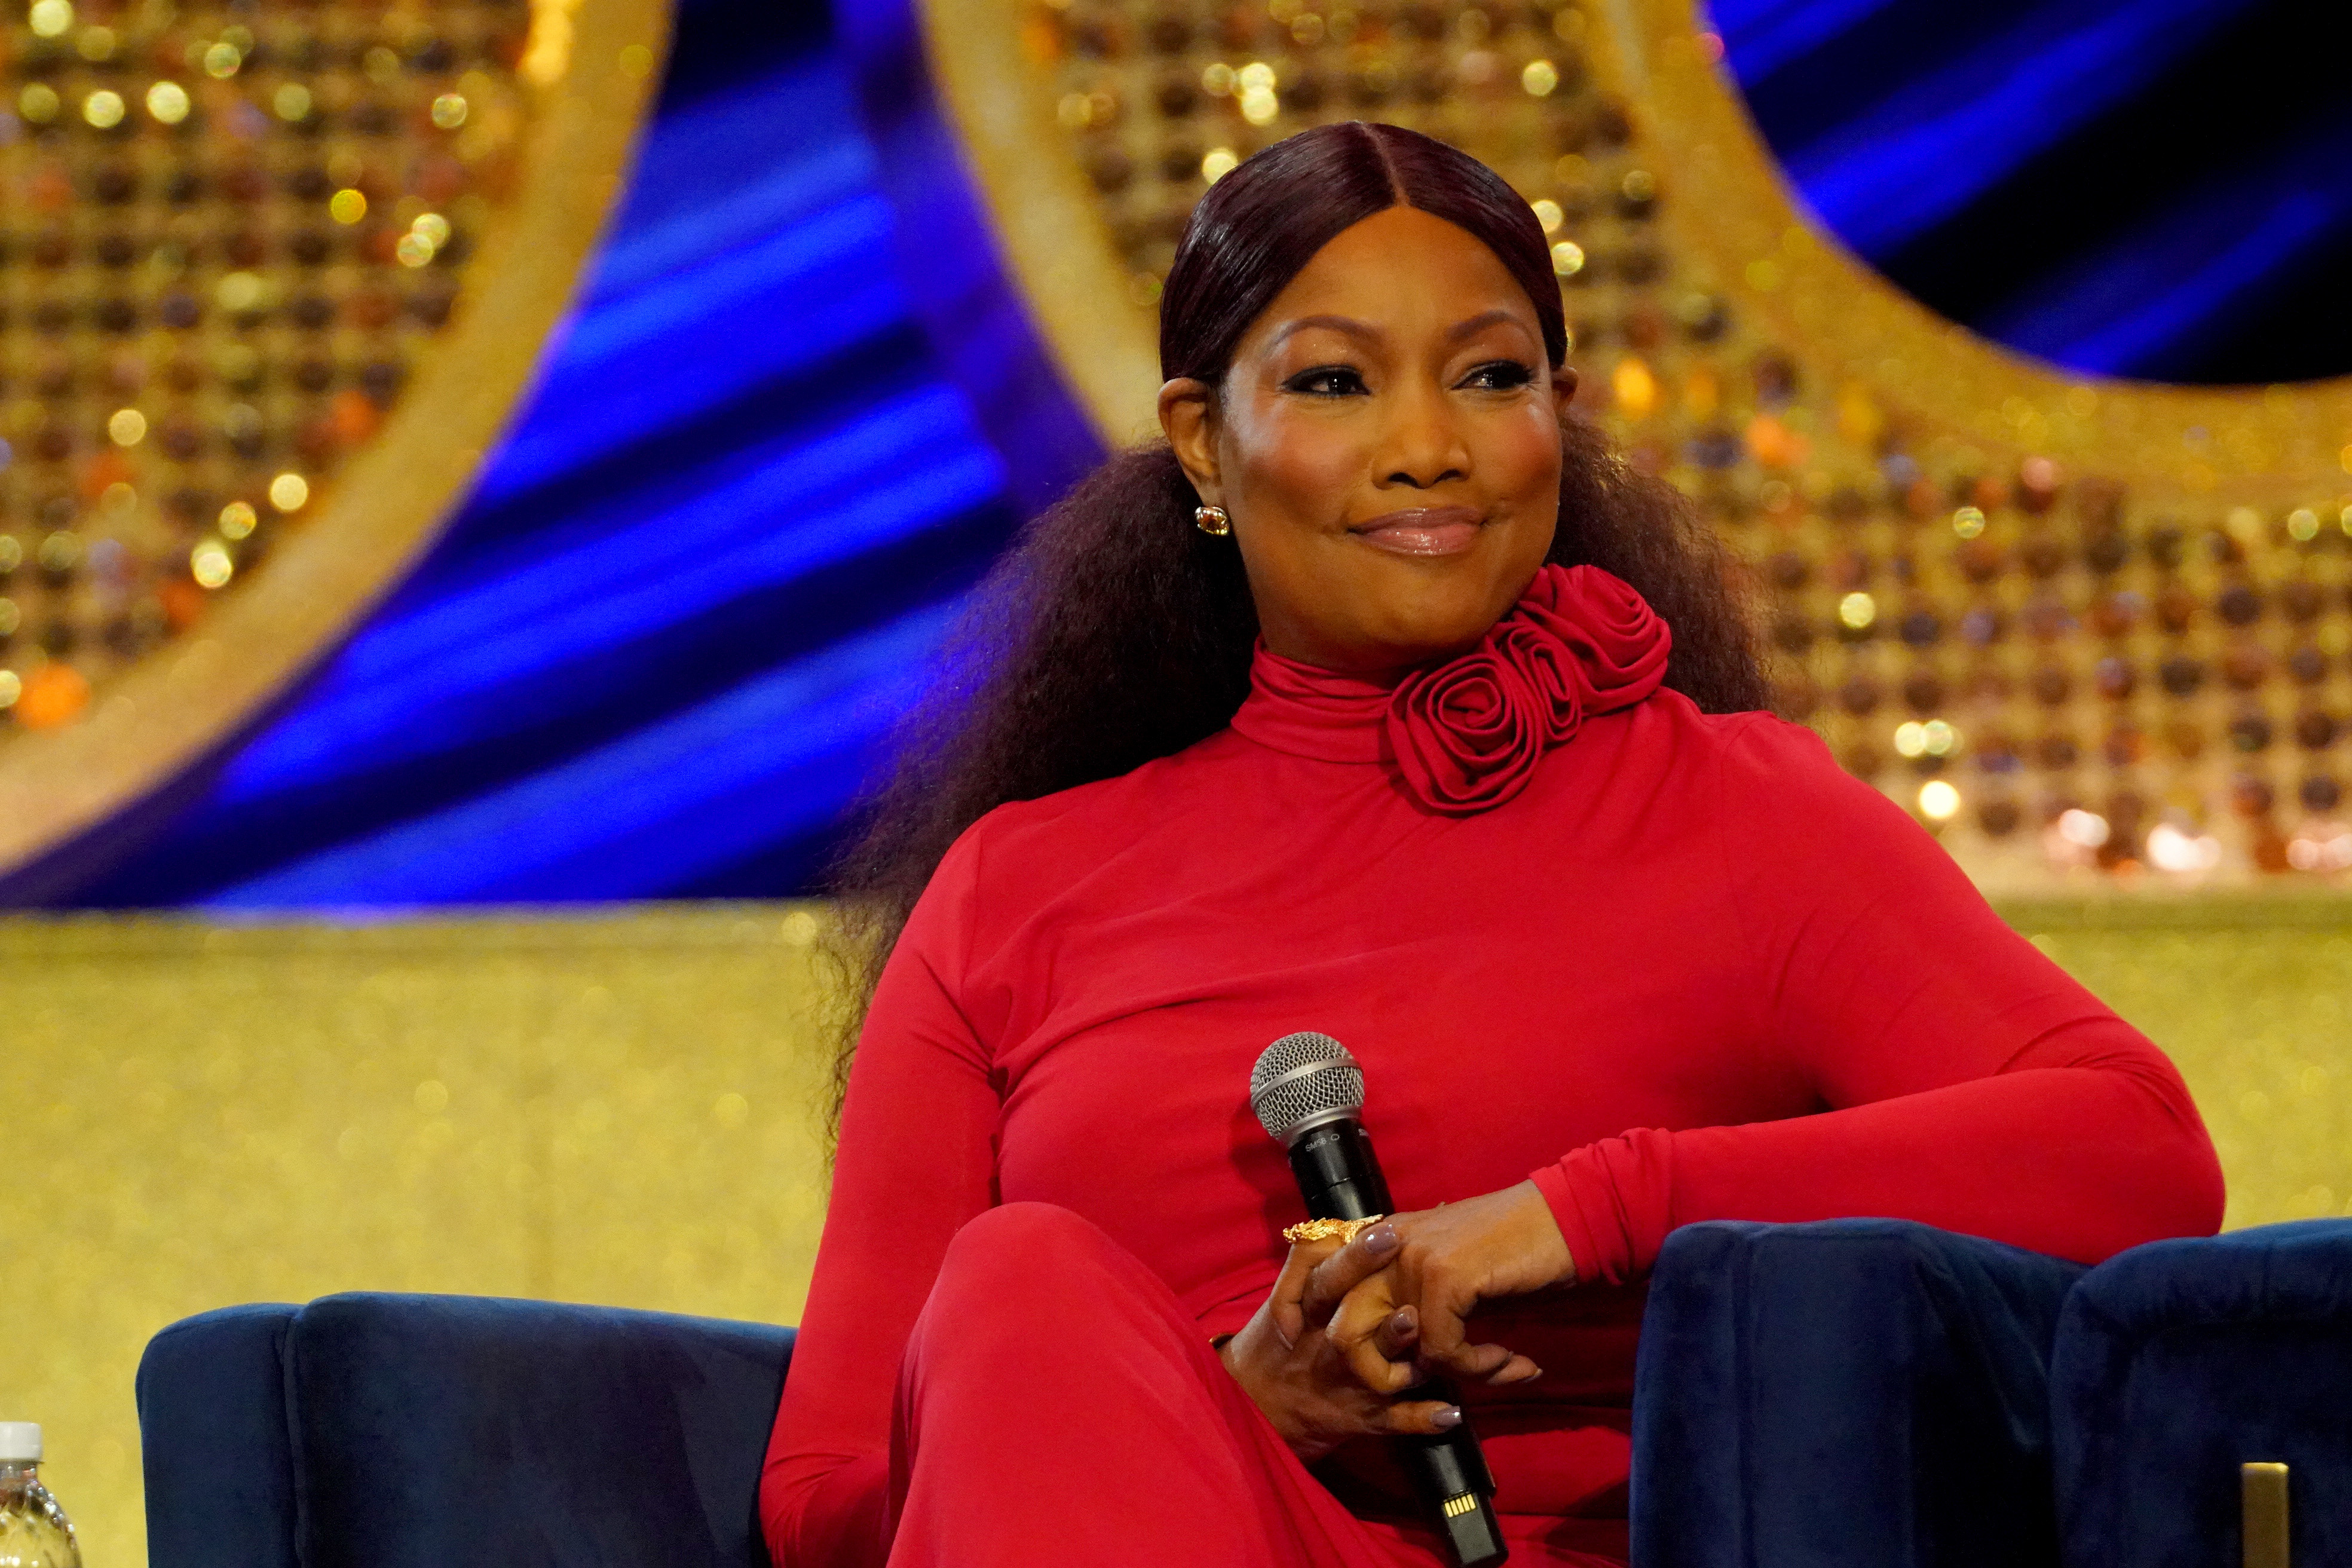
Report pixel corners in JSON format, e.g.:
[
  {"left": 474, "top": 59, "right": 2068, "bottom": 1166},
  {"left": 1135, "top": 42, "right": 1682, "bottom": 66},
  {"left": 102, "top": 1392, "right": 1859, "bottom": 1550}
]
[{"left": 1288, "top": 1122, "right": 1508, "bottom": 1568}]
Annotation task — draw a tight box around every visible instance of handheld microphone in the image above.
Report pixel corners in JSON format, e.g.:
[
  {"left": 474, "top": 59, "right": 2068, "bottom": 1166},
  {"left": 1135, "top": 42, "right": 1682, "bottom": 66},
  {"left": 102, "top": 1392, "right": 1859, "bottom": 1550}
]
[{"left": 1250, "top": 1031, "right": 1508, "bottom": 1568}]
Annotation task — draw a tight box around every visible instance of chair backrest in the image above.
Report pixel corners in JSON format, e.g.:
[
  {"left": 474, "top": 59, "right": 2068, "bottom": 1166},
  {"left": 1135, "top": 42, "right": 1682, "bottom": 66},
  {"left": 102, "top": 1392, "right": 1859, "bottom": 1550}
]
[
  {"left": 2053, "top": 1219, "right": 2352, "bottom": 1568},
  {"left": 138, "top": 1303, "right": 304, "bottom": 1568},
  {"left": 1633, "top": 1217, "right": 2087, "bottom": 1568},
  {"left": 139, "top": 1293, "right": 796, "bottom": 1568}
]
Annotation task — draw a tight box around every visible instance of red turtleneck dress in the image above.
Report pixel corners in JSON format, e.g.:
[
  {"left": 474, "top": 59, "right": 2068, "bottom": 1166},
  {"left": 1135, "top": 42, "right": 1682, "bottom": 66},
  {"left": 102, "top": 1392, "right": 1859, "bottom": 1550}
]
[{"left": 761, "top": 567, "right": 2222, "bottom": 1568}]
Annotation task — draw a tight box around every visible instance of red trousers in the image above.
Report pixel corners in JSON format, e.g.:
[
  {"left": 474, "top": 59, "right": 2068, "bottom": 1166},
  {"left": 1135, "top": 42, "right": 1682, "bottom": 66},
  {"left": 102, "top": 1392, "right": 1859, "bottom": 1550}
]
[{"left": 884, "top": 1202, "right": 1622, "bottom": 1567}]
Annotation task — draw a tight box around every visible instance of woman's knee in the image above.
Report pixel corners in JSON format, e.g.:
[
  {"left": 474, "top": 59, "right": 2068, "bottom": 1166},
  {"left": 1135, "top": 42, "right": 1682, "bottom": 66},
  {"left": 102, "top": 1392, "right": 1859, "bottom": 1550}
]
[
  {"left": 907, "top": 1202, "right": 1208, "bottom": 1413},
  {"left": 921, "top": 1202, "right": 1146, "bottom": 1335},
  {"left": 940, "top": 1200, "right": 1113, "bottom": 1286}
]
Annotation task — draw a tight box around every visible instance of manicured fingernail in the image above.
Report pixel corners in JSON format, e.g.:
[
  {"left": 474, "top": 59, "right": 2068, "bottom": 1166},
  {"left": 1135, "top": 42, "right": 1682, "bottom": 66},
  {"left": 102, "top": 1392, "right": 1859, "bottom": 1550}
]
[
  {"left": 1363, "top": 1223, "right": 1399, "bottom": 1255},
  {"left": 1432, "top": 1406, "right": 1463, "bottom": 1429}
]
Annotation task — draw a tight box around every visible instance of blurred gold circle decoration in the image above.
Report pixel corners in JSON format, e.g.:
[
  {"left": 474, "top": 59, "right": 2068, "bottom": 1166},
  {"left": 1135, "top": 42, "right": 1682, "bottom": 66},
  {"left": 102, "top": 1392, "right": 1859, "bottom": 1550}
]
[
  {"left": 0, "top": 0, "right": 669, "bottom": 884},
  {"left": 924, "top": 0, "right": 2352, "bottom": 891}
]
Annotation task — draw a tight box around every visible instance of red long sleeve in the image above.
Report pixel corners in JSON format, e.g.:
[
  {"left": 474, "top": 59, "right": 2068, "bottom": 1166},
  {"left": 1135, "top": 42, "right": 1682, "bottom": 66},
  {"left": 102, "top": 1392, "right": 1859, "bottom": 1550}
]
[
  {"left": 1532, "top": 717, "right": 2222, "bottom": 1285},
  {"left": 761, "top": 665, "right": 2223, "bottom": 1565},
  {"left": 761, "top": 831, "right": 999, "bottom": 1564}
]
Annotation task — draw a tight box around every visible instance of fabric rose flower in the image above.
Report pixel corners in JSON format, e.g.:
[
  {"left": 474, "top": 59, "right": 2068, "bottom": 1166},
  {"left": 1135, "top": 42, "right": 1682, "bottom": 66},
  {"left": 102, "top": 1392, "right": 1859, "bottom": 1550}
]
[
  {"left": 1383, "top": 564, "right": 1671, "bottom": 815},
  {"left": 1492, "top": 618, "right": 1584, "bottom": 743},
  {"left": 1385, "top": 642, "right": 1548, "bottom": 816},
  {"left": 1519, "top": 564, "right": 1673, "bottom": 709}
]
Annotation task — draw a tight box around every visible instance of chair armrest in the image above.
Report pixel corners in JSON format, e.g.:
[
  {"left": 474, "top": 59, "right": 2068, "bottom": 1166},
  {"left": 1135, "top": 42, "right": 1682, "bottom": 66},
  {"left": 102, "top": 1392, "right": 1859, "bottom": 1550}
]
[
  {"left": 286, "top": 1293, "right": 794, "bottom": 1568},
  {"left": 137, "top": 1303, "right": 304, "bottom": 1568},
  {"left": 2052, "top": 1219, "right": 2352, "bottom": 1567},
  {"left": 1633, "top": 1218, "right": 2085, "bottom": 1568}
]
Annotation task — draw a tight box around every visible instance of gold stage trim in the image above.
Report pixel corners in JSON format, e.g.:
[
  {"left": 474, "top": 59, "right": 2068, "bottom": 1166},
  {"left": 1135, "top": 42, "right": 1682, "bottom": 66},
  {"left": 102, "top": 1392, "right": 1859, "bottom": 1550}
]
[{"left": 920, "top": 0, "right": 1165, "bottom": 445}]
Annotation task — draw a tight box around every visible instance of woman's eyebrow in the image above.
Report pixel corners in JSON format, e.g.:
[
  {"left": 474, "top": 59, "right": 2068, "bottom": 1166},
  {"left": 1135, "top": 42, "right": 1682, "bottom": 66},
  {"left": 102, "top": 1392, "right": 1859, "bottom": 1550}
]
[
  {"left": 1446, "top": 307, "right": 1529, "bottom": 342},
  {"left": 1266, "top": 313, "right": 1382, "bottom": 349}
]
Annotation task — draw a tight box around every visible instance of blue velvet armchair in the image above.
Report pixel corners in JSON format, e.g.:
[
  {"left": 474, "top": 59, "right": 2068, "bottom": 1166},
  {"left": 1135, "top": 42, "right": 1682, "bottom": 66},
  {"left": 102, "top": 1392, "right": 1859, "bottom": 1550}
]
[
  {"left": 137, "top": 1218, "right": 2352, "bottom": 1567},
  {"left": 137, "top": 1294, "right": 794, "bottom": 1568},
  {"left": 2052, "top": 1219, "right": 2352, "bottom": 1567}
]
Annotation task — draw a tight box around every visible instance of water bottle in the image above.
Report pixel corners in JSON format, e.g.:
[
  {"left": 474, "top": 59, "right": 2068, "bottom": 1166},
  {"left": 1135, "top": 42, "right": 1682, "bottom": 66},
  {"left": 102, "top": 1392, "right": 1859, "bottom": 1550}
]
[{"left": 0, "top": 1425, "right": 81, "bottom": 1568}]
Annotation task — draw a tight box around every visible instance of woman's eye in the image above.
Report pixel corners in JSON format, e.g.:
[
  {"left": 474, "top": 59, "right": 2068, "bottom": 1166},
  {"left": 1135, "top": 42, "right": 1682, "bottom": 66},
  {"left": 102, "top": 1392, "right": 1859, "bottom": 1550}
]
[
  {"left": 1461, "top": 360, "right": 1536, "bottom": 391},
  {"left": 1285, "top": 366, "right": 1368, "bottom": 397}
]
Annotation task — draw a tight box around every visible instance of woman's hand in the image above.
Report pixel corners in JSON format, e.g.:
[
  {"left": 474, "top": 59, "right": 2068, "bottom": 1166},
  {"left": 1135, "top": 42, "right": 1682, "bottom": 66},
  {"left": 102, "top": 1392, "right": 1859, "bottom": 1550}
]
[
  {"left": 1325, "top": 1180, "right": 1576, "bottom": 1394},
  {"left": 1218, "top": 1225, "right": 1464, "bottom": 1462}
]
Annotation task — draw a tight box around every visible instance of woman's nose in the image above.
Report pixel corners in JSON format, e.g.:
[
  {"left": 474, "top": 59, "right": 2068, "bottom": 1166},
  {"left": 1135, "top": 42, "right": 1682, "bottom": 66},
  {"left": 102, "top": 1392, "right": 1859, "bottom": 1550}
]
[{"left": 1379, "top": 382, "right": 1471, "bottom": 489}]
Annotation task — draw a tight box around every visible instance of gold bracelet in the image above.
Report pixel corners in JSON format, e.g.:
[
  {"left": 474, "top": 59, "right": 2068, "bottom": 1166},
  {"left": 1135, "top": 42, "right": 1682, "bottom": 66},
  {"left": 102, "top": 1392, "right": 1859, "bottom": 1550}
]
[{"left": 1281, "top": 1215, "right": 1385, "bottom": 1245}]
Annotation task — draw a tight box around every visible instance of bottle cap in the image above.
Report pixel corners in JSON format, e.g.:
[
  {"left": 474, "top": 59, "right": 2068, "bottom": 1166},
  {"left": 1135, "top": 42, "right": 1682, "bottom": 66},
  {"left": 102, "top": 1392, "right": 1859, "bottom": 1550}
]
[{"left": 0, "top": 1425, "right": 39, "bottom": 1462}]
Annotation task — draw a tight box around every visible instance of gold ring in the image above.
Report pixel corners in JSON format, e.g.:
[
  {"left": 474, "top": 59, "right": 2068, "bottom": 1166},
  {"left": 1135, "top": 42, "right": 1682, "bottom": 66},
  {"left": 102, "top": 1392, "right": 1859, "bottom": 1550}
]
[{"left": 1281, "top": 1215, "right": 1385, "bottom": 1245}]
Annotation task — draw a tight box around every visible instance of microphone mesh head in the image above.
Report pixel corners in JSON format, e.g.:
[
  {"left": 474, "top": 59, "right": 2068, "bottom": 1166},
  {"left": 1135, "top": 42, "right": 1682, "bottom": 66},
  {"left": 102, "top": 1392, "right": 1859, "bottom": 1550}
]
[{"left": 1249, "top": 1031, "right": 1365, "bottom": 1143}]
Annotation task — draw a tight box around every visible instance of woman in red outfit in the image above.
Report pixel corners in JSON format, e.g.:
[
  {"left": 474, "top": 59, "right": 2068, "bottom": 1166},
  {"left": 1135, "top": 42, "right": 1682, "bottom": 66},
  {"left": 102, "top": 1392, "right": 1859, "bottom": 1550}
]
[{"left": 761, "top": 123, "right": 2222, "bottom": 1567}]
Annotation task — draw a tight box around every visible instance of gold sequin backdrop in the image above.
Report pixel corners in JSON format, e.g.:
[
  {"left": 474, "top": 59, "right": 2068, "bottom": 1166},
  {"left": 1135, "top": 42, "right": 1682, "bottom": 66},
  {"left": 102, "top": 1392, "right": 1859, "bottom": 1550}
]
[
  {"left": 8, "top": 0, "right": 2352, "bottom": 1560},
  {"left": 0, "top": 0, "right": 667, "bottom": 883}
]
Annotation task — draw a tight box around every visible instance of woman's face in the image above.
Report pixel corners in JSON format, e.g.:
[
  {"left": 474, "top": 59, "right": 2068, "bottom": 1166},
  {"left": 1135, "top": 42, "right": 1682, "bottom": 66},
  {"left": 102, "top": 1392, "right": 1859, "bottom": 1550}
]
[{"left": 1160, "top": 206, "right": 1574, "bottom": 674}]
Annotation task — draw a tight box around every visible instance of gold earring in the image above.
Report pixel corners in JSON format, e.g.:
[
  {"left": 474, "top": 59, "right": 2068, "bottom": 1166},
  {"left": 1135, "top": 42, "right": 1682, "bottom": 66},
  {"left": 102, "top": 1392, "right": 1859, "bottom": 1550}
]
[{"left": 1194, "top": 505, "right": 1232, "bottom": 536}]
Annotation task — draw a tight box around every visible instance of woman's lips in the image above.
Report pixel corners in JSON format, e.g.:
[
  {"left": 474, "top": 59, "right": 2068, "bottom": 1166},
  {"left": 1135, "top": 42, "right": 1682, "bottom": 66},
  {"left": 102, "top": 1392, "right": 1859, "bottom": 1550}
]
[{"left": 1347, "top": 506, "right": 1486, "bottom": 557}]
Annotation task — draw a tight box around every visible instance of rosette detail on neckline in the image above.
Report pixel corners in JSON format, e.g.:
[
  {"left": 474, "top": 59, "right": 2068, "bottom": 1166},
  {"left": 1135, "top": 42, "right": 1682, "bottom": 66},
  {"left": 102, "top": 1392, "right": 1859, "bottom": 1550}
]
[{"left": 1383, "top": 563, "right": 1671, "bottom": 815}]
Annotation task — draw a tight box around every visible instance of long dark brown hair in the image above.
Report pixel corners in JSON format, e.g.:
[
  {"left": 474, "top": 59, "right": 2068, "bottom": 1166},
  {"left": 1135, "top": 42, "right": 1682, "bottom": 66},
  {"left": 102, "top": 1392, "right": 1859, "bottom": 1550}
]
[{"left": 819, "top": 123, "right": 1766, "bottom": 1124}]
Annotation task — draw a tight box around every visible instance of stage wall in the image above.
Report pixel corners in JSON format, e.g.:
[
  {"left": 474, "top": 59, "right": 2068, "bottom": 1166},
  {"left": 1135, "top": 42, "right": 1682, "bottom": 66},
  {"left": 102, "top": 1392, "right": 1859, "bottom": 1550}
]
[{"left": 5, "top": 897, "right": 2350, "bottom": 1561}]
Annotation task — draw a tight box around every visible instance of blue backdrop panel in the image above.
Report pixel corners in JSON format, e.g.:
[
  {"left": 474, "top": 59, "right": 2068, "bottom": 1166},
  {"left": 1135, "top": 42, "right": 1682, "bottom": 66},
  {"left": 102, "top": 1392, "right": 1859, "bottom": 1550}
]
[
  {"left": 78, "top": 0, "right": 1027, "bottom": 906},
  {"left": 1713, "top": 0, "right": 2352, "bottom": 382}
]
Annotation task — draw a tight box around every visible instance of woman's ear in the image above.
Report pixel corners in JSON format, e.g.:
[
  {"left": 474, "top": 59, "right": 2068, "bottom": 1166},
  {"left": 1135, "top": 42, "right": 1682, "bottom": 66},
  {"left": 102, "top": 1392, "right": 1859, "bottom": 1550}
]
[
  {"left": 1158, "top": 377, "right": 1221, "bottom": 503},
  {"left": 1551, "top": 365, "right": 1580, "bottom": 421}
]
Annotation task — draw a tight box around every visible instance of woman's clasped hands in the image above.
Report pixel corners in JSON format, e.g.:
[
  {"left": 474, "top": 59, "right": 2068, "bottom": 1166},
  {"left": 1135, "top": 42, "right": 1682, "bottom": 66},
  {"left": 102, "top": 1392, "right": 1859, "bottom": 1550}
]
[{"left": 1217, "top": 1179, "right": 1578, "bottom": 1460}]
